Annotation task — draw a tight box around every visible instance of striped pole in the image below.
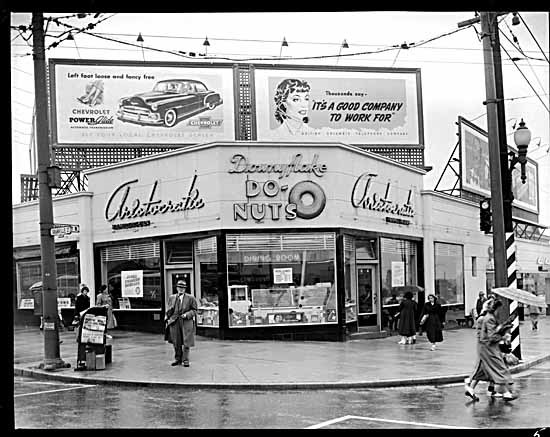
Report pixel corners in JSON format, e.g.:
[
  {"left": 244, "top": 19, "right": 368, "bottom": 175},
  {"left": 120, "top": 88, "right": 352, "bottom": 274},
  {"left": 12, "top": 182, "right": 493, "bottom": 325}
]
[{"left": 506, "top": 231, "right": 521, "bottom": 360}]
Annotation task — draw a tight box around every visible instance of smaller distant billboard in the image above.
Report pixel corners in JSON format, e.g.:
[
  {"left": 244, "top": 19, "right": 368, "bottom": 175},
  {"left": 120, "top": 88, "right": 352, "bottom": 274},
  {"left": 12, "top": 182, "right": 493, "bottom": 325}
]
[{"left": 459, "top": 117, "right": 538, "bottom": 213}]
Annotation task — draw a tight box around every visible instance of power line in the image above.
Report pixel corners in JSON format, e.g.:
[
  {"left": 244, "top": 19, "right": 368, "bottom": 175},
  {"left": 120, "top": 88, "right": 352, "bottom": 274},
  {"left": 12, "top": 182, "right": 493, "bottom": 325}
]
[
  {"left": 499, "top": 42, "right": 550, "bottom": 113},
  {"left": 518, "top": 12, "right": 550, "bottom": 64}
]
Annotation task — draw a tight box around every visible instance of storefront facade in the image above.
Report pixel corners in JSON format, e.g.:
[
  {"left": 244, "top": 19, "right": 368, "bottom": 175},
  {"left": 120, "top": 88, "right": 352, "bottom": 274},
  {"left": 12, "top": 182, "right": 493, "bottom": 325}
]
[
  {"left": 422, "top": 191, "right": 550, "bottom": 320},
  {"left": 13, "top": 142, "right": 427, "bottom": 340}
]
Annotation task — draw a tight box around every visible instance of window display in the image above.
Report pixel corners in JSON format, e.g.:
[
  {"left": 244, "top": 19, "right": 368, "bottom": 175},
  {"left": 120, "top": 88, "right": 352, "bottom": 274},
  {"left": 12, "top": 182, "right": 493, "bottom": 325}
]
[
  {"left": 227, "top": 232, "right": 337, "bottom": 327},
  {"left": 344, "top": 235, "right": 357, "bottom": 322},
  {"left": 16, "top": 258, "right": 79, "bottom": 309},
  {"left": 380, "top": 238, "right": 418, "bottom": 304},
  {"left": 194, "top": 236, "right": 219, "bottom": 327},
  {"left": 100, "top": 242, "right": 161, "bottom": 310}
]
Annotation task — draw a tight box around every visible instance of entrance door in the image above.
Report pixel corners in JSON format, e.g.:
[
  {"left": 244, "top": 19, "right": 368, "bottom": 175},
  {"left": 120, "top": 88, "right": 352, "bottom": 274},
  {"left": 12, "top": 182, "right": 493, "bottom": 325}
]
[
  {"left": 358, "top": 265, "right": 377, "bottom": 315},
  {"left": 165, "top": 269, "right": 193, "bottom": 302}
]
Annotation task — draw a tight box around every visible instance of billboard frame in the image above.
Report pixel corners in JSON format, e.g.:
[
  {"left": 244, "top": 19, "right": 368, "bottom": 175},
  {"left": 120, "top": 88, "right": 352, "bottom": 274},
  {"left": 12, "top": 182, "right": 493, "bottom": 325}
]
[
  {"left": 48, "top": 58, "right": 240, "bottom": 147},
  {"left": 249, "top": 63, "right": 424, "bottom": 148},
  {"left": 458, "top": 116, "right": 539, "bottom": 214}
]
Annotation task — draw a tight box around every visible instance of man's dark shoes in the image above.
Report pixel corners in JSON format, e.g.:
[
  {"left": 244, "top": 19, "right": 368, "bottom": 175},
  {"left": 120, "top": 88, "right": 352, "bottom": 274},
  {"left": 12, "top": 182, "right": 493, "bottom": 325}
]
[
  {"left": 171, "top": 360, "right": 182, "bottom": 366},
  {"left": 183, "top": 361, "right": 190, "bottom": 367}
]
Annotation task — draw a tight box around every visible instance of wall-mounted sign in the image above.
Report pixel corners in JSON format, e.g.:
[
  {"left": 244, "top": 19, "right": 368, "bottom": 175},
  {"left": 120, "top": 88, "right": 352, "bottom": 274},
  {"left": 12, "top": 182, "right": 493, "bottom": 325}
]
[
  {"left": 391, "top": 262, "right": 405, "bottom": 287},
  {"left": 537, "top": 256, "right": 550, "bottom": 266},
  {"left": 351, "top": 172, "right": 415, "bottom": 218},
  {"left": 19, "top": 298, "right": 35, "bottom": 309},
  {"left": 57, "top": 298, "right": 72, "bottom": 309},
  {"left": 459, "top": 116, "right": 539, "bottom": 213},
  {"left": 121, "top": 270, "right": 143, "bottom": 298},
  {"left": 49, "top": 59, "right": 236, "bottom": 146},
  {"left": 254, "top": 66, "right": 422, "bottom": 145},
  {"left": 105, "top": 175, "right": 204, "bottom": 223},
  {"left": 273, "top": 268, "right": 293, "bottom": 284},
  {"left": 230, "top": 153, "right": 327, "bottom": 222}
]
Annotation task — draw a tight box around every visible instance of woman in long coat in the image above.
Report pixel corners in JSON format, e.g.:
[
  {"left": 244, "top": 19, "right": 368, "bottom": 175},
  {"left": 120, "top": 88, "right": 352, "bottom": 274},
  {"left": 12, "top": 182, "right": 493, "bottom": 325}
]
[
  {"left": 96, "top": 284, "right": 117, "bottom": 330},
  {"left": 397, "top": 291, "right": 417, "bottom": 344},
  {"left": 464, "top": 299, "right": 517, "bottom": 401},
  {"left": 419, "top": 294, "right": 444, "bottom": 350}
]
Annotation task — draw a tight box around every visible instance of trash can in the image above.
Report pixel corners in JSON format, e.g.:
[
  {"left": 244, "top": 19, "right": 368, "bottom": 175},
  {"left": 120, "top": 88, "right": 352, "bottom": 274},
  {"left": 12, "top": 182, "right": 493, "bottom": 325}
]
[{"left": 74, "top": 306, "right": 109, "bottom": 371}]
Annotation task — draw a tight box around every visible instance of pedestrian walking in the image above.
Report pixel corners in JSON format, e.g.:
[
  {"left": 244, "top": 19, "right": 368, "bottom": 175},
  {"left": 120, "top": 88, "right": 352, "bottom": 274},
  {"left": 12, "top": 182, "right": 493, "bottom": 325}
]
[
  {"left": 529, "top": 290, "right": 543, "bottom": 331},
  {"left": 464, "top": 299, "right": 517, "bottom": 401},
  {"left": 96, "top": 284, "right": 117, "bottom": 331},
  {"left": 397, "top": 291, "right": 417, "bottom": 345},
  {"left": 419, "top": 294, "right": 444, "bottom": 350},
  {"left": 165, "top": 279, "right": 197, "bottom": 367}
]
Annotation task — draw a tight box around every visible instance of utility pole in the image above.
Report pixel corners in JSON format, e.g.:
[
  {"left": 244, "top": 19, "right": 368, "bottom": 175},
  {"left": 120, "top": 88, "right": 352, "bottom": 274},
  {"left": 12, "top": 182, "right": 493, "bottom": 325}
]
[{"left": 32, "top": 12, "right": 68, "bottom": 370}]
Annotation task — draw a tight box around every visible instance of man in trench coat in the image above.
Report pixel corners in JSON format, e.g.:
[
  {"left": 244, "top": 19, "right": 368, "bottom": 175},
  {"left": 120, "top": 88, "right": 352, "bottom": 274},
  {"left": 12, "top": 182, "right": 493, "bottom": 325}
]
[{"left": 165, "top": 279, "right": 197, "bottom": 367}]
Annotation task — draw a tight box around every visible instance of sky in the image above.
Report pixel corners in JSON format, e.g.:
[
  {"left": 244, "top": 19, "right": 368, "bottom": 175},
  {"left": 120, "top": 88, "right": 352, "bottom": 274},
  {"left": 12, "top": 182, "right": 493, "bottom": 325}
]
[{"left": 10, "top": 11, "right": 550, "bottom": 224}]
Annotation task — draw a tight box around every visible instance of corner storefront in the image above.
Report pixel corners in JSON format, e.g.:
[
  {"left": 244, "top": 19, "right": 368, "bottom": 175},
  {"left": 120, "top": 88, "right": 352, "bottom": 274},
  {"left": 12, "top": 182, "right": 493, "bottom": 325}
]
[{"left": 79, "top": 141, "right": 425, "bottom": 340}]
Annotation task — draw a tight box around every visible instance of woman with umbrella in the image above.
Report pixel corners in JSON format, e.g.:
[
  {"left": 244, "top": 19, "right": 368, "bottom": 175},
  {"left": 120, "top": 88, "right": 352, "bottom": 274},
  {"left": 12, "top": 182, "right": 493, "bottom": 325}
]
[{"left": 464, "top": 298, "right": 517, "bottom": 401}]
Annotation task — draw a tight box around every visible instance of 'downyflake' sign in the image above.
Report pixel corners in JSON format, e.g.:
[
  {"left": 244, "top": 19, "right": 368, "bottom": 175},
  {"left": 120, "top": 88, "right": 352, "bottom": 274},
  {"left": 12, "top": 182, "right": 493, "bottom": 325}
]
[{"left": 229, "top": 153, "right": 328, "bottom": 222}]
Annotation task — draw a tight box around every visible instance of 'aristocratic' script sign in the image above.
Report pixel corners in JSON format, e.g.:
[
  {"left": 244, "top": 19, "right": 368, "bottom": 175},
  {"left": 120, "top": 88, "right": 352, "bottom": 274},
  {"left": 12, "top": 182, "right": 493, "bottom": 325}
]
[
  {"left": 105, "top": 175, "right": 204, "bottom": 222},
  {"left": 228, "top": 153, "right": 327, "bottom": 178},
  {"left": 351, "top": 172, "right": 414, "bottom": 217}
]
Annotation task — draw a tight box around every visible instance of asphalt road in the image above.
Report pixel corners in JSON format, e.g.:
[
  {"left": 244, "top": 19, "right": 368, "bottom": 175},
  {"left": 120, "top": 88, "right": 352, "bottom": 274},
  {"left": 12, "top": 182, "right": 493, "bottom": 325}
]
[{"left": 13, "top": 362, "right": 550, "bottom": 429}]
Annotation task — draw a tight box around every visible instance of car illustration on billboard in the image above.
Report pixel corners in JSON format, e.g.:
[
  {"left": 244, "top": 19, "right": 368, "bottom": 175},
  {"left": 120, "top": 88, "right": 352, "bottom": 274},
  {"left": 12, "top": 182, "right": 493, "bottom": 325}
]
[{"left": 116, "top": 79, "right": 223, "bottom": 128}]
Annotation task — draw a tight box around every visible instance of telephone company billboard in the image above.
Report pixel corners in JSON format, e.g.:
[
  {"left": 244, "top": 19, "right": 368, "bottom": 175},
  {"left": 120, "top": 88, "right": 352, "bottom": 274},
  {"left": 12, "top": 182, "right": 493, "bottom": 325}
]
[{"left": 253, "top": 65, "right": 423, "bottom": 146}]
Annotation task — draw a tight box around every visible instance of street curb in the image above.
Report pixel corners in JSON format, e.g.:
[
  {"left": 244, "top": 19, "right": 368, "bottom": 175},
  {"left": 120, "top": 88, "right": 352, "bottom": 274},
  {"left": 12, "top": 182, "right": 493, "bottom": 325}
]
[{"left": 14, "top": 353, "right": 550, "bottom": 391}]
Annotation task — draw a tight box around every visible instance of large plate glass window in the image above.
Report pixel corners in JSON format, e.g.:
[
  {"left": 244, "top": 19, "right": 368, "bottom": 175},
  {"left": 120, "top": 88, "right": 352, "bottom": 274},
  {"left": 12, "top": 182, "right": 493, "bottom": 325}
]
[
  {"left": 226, "top": 232, "right": 337, "bottom": 327},
  {"left": 100, "top": 242, "right": 161, "bottom": 310},
  {"left": 194, "top": 236, "right": 219, "bottom": 327},
  {"left": 16, "top": 257, "right": 79, "bottom": 309},
  {"left": 434, "top": 242, "right": 464, "bottom": 306}
]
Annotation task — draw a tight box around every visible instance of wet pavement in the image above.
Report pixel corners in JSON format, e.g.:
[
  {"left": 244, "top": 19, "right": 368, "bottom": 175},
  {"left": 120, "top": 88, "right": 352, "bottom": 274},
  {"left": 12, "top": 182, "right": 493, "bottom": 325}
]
[
  {"left": 14, "top": 362, "right": 550, "bottom": 428},
  {"left": 13, "top": 316, "right": 550, "bottom": 389}
]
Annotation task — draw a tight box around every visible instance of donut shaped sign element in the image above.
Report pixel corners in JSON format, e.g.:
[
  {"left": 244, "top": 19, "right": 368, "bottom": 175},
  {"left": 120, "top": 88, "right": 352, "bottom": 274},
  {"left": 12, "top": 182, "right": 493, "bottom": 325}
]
[{"left": 288, "top": 181, "right": 326, "bottom": 219}]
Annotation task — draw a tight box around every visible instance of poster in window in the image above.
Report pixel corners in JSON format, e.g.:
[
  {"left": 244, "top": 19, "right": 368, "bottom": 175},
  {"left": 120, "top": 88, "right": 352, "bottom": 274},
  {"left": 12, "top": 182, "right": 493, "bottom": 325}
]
[
  {"left": 273, "top": 268, "right": 293, "bottom": 284},
  {"left": 121, "top": 270, "right": 143, "bottom": 298},
  {"left": 391, "top": 262, "right": 405, "bottom": 287}
]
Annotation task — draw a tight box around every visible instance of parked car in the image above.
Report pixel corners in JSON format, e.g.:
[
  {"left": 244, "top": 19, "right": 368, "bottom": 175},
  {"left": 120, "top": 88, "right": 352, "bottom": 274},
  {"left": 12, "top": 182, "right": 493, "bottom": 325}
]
[{"left": 116, "top": 79, "right": 223, "bottom": 128}]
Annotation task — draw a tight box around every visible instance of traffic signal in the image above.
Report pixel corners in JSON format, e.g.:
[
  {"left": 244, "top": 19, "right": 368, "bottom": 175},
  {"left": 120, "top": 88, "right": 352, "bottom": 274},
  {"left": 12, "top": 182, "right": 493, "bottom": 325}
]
[{"left": 479, "top": 198, "right": 492, "bottom": 233}]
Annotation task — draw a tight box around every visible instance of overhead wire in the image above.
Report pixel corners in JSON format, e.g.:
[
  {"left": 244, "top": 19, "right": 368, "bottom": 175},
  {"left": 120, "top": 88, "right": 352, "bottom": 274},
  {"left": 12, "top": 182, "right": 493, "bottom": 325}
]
[
  {"left": 517, "top": 12, "right": 550, "bottom": 64},
  {"left": 499, "top": 42, "right": 550, "bottom": 113}
]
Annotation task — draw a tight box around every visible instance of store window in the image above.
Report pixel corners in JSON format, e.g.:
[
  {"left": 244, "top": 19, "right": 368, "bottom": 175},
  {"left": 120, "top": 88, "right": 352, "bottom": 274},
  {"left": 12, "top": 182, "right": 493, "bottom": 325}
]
[
  {"left": 16, "top": 258, "right": 79, "bottom": 309},
  {"left": 344, "top": 235, "right": 357, "bottom": 322},
  {"left": 226, "top": 233, "right": 337, "bottom": 327},
  {"left": 380, "top": 238, "right": 418, "bottom": 304},
  {"left": 434, "top": 242, "right": 464, "bottom": 305},
  {"left": 194, "top": 236, "right": 219, "bottom": 327},
  {"left": 100, "top": 242, "right": 161, "bottom": 310}
]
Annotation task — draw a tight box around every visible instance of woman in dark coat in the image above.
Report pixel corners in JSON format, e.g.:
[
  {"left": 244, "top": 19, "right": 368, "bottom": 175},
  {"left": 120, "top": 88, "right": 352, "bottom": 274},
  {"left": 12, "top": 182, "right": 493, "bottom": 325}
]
[
  {"left": 419, "top": 294, "right": 444, "bottom": 350},
  {"left": 397, "top": 291, "right": 417, "bottom": 344}
]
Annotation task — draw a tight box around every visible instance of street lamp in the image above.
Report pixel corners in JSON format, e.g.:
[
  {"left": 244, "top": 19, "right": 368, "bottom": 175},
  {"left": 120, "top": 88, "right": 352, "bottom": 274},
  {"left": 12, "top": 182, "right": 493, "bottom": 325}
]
[{"left": 511, "top": 119, "right": 532, "bottom": 183}]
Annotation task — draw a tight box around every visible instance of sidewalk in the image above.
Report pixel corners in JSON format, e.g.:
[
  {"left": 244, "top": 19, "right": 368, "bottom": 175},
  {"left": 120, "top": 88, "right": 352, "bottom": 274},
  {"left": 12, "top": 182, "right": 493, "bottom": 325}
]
[{"left": 14, "top": 317, "right": 550, "bottom": 389}]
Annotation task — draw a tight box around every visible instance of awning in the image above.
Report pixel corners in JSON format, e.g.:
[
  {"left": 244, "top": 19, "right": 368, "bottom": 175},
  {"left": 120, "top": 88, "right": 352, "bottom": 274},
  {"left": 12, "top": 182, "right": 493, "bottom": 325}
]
[
  {"left": 13, "top": 244, "right": 76, "bottom": 260},
  {"left": 491, "top": 287, "right": 547, "bottom": 308}
]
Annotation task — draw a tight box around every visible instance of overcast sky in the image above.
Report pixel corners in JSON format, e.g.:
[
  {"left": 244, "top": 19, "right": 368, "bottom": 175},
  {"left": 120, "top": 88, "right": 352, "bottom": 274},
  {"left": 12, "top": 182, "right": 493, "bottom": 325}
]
[{"left": 10, "top": 11, "right": 550, "bottom": 223}]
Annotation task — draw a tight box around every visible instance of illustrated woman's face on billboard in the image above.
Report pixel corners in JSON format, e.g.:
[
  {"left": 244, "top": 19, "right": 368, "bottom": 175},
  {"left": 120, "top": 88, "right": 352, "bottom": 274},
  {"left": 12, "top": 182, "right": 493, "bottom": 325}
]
[{"left": 285, "top": 90, "right": 310, "bottom": 122}]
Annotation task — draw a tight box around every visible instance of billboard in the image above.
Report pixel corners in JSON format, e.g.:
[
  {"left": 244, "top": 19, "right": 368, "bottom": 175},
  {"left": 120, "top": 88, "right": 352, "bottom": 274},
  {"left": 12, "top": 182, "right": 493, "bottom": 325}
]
[
  {"left": 49, "top": 59, "right": 236, "bottom": 146},
  {"left": 253, "top": 66, "right": 423, "bottom": 146},
  {"left": 459, "top": 117, "right": 538, "bottom": 213}
]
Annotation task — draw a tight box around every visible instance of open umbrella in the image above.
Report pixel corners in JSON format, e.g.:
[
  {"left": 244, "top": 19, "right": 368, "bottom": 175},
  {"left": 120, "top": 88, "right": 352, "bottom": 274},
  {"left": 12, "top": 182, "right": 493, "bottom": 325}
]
[{"left": 491, "top": 287, "right": 547, "bottom": 308}]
